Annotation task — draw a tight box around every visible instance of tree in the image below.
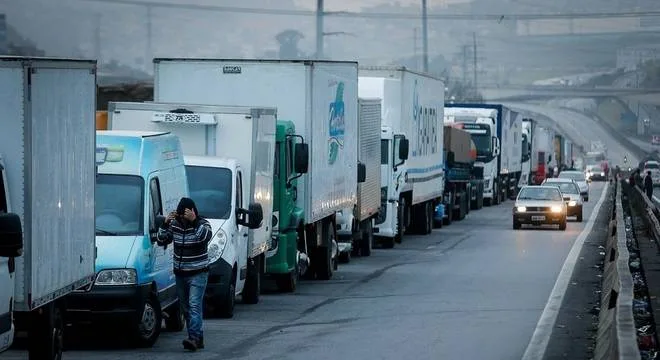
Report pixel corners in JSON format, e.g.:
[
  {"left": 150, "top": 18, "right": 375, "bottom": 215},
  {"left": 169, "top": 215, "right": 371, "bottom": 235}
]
[{"left": 275, "top": 30, "right": 306, "bottom": 59}]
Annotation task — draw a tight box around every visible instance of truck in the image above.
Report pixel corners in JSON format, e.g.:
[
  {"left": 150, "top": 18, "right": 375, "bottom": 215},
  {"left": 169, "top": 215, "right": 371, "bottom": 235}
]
[
  {"left": 106, "top": 101, "right": 274, "bottom": 317},
  {"left": 358, "top": 66, "right": 443, "bottom": 246},
  {"left": 530, "top": 124, "right": 556, "bottom": 184},
  {"left": 337, "top": 98, "right": 381, "bottom": 261},
  {"left": 0, "top": 57, "right": 97, "bottom": 359},
  {"left": 153, "top": 58, "right": 361, "bottom": 280},
  {"left": 434, "top": 124, "right": 484, "bottom": 226},
  {"left": 444, "top": 104, "right": 523, "bottom": 205}
]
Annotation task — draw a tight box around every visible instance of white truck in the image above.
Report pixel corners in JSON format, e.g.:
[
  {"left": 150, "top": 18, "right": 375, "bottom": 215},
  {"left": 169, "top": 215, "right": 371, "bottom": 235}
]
[
  {"left": 0, "top": 57, "right": 97, "bottom": 359},
  {"left": 359, "top": 66, "right": 444, "bottom": 246},
  {"left": 153, "top": 58, "right": 361, "bottom": 280},
  {"left": 107, "top": 101, "right": 274, "bottom": 318},
  {"left": 519, "top": 118, "right": 533, "bottom": 190},
  {"left": 444, "top": 104, "right": 522, "bottom": 205},
  {"left": 530, "top": 124, "right": 556, "bottom": 184},
  {"left": 336, "top": 98, "right": 381, "bottom": 261}
]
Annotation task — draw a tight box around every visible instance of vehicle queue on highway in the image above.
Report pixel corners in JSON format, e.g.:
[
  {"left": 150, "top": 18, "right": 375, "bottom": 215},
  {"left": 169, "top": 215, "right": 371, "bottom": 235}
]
[{"left": 0, "top": 56, "right": 603, "bottom": 359}]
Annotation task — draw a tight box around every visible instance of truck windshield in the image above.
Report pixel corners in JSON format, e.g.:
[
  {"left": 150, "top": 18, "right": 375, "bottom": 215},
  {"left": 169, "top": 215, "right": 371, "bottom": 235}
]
[
  {"left": 96, "top": 174, "right": 145, "bottom": 236},
  {"left": 469, "top": 133, "right": 492, "bottom": 158},
  {"left": 186, "top": 165, "right": 233, "bottom": 219}
]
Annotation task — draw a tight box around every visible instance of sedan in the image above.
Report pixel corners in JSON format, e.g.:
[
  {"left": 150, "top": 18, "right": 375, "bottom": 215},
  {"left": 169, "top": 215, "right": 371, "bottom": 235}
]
[
  {"left": 542, "top": 178, "right": 584, "bottom": 222},
  {"left": 558, "top": 170, "right": 590, "bottom": 201},
  {"left": 513, "top": 185, "right": 567, "bottom": 230}
]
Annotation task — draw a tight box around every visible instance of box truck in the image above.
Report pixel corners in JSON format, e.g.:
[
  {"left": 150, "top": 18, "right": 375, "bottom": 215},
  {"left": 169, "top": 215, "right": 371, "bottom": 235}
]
[
  {"left": 359, "top": 66, "right": 443, "bottom": 246},
  {"left": 337, "top": 98, "right": 381, "bottom": 261},
  {"left": 153, "top": 58, "right": 361, "bottom": 280},
  {"left": 106, "top": 101, "right": 274, "bottom": 317},
  {"left": 0, "top": 57, "right": 97, "bottom": 359}
]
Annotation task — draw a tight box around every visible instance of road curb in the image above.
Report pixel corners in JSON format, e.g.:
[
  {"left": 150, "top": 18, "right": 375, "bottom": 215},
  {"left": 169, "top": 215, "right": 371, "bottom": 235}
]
[{"left": 595, "top": 181, "right": 641, "bottom": 360}]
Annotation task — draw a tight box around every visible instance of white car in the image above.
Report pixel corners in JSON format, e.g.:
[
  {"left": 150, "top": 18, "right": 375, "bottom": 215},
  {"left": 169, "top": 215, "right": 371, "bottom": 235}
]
[
  {"left": 558, "top": 170, "right": 590, "bottom": 201},
  {"left": 643, "top": 161, "right": 660, "bottom": 186},
  {"left": 542, "top": 178, "right": 584, "bottom": 222}
]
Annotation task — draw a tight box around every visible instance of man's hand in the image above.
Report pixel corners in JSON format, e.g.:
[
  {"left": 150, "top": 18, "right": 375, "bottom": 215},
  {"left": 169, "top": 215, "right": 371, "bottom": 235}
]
[
  {"left": 165, "top": 211, "right": 177, "bottom": 226},
  {"left": 183, "top": 208, "right": 196, "bottom": 222}
]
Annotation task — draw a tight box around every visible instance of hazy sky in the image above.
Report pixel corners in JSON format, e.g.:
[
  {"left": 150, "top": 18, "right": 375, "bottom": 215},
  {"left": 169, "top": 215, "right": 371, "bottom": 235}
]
[{"left": 293, "top": 0, "right": 471, "bottom": 11}]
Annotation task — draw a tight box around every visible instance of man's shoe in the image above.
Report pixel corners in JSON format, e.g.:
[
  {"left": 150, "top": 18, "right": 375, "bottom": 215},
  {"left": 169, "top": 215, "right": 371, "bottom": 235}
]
[
  {"left": 198, "top": 337, "right": 204, "bottom": 349},
  {"left": 182, "top": 338, "right": 198, "bottom": 352}
]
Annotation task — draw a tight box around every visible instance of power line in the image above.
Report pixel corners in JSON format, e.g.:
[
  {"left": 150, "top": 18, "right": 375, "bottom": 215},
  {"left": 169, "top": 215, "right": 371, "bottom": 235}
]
[{"left": 80, "top": 0, "right": 660, "bottom": 21}]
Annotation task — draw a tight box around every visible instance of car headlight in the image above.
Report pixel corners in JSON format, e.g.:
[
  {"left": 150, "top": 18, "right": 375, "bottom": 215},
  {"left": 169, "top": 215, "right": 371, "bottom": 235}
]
[
  {"left": 568, "top": 200, "right": 577, "bottom": 207},
  {"left": 551, "top": 205, "right": 562, "bottom": 213},
  {"left": 208, "top": 229, "right": 228, "bottom": 264},
  {"left": 516, "top": 206, "right": 526, "bottom": 212},
  {"left": 95, "top": 269, "right": 137, "bottom": 286},
  {"left": 600, "top": 172, "right": 605, "bottom": 176}
]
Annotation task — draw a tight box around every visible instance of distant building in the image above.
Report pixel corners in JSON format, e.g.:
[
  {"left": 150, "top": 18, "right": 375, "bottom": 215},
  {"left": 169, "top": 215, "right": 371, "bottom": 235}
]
[
  {"left": 617, "top": 45, "right": 660, "bottom": 71},
  {"left": 0, "top": 14, "right": 7, "bottom": 55}
]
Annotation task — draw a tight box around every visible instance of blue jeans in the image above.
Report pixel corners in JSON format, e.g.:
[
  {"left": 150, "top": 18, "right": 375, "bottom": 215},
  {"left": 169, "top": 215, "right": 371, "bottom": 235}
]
[{"left": 176, "top": 272, "right": 208, "bottom": 341}]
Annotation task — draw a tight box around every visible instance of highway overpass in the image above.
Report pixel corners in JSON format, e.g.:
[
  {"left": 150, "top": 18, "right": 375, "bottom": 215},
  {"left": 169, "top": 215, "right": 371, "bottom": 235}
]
[{"left": 480, "top": 85, "right": 660, "bottom": 103}]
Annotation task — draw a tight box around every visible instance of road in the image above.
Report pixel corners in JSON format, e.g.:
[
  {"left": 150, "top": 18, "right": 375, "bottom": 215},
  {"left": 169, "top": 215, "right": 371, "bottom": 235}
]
[{"left": 5, "top": 183, "right": 610, "bottom": 360}]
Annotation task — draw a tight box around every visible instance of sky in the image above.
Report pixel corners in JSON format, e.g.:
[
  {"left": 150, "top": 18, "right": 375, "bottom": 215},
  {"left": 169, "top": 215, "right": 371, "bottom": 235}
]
[{"left": 293, "top": 0, "right": 471, "bottom": 11}]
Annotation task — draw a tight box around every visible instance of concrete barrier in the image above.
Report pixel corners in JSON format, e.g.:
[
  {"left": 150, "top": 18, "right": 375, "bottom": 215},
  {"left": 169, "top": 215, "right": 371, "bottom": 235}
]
[{"left": 595, "top": 181, "right": 641, "bottom": 360}]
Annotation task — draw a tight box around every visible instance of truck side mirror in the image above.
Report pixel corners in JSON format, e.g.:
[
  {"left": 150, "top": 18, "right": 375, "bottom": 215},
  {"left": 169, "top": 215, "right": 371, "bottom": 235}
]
[
  {"left": 357, "top": 163, "right": 366, "bottom": 183},
  {"left": 238, "top": 203, "right": 263, "bottom": 229},
  {"left": 294, "top": 143, "right": 309, "bottom": 174},
  {"left": 399, "top": 139, "right": 409, "bottom": 161},
  {"left": 0, "top": 213, "right": 23, "bottom": 258}
]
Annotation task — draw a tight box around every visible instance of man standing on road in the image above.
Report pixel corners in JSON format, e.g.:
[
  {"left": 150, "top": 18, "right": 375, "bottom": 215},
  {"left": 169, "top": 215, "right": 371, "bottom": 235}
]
[
  {"left": 157, "top": 197, "right": 213, "bottom": 352},
  {"left": 645, "top": 171, "right": 654, "bottom": 200}
]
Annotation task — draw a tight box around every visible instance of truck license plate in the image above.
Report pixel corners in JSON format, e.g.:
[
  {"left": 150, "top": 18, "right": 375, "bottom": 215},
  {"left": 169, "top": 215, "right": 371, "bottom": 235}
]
[{"left": 531, "top": 216, "right": 545, "bottom": 221}]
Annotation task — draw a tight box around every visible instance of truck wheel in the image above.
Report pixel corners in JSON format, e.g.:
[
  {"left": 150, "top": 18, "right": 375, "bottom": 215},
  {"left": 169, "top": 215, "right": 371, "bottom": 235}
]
[
  {"left": 493, "top": 183, "right": 500, "bottom": 205},
  {"left": 361, "top": 224, "right": 373, "bottom": 256},
  {"left": 421, "top": 202, "right": 433, "bottom": 235},
  {"left": 164, "top": 301, "right": 185, "bottom": 331},
  {"left": 242, "top": 256, "right": 261, "bottom": 304},
  {"left": 134, "top": 294, "right": 162, "bottom": 348},
  {"left": 28, "top": 303, "right": 64, "bottom": 360},
  {"left": 395, "top": 198, "right": 406, "bottom": 243},
  {"left": 315, "top": 221, "right": 334, "bottom": 280},
  {"left": 338, "top": 251, "right": 350, "bottom": 263},
  {"left": 276, "top": 263, "right": 298, "bottom": 293}
]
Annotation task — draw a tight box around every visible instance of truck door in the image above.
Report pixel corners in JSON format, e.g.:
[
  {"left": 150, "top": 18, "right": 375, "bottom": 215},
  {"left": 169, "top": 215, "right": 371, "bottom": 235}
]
[
  {"left": 148, "top": 177, "right": 175, "bottom": 303},
  {"left": 0, "top": 159, "right": 14, "bottom": 350},
  {"left": 236, "top": 170, "right": 249, "bottom": 284}
]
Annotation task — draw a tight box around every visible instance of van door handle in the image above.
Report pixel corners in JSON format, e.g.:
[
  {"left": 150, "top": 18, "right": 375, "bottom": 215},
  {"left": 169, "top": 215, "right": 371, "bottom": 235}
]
[{"left": 243, "top": 233, "right": 248, "bottom": 237}]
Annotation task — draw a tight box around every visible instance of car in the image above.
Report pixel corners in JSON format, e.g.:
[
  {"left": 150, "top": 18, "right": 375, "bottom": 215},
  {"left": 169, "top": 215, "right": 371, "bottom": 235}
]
[
  {"left": 513, "top": 185, "right": 567, "bottom": 230},
  {"left": 558, "top": 170, "right": 590, "bottom": 201},
  {"left": 643, "top": 160, "right": 660, "bottom": 186},
  {"left": 542, "top": 178, "right": 584, "bottom": 222},
  {"left": 584, "top": 164, "right": 606, "bottom": 182}
]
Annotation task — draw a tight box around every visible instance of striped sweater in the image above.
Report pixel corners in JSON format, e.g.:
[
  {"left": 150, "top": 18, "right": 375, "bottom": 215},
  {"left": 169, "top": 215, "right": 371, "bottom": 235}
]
[{"left": 157, "top": 218, "right": 213, "bottom": 276}]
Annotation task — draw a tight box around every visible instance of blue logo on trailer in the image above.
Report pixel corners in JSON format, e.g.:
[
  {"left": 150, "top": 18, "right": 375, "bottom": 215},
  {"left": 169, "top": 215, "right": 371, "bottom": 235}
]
[{"left": 328, "top": 81, "right": 345, "bottom": 165}]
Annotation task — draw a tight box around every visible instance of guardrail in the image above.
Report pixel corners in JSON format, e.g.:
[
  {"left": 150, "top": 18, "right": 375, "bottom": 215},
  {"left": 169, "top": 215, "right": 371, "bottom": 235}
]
[{"left": 595, "top": 181, "right": 641, "bottom": 360}]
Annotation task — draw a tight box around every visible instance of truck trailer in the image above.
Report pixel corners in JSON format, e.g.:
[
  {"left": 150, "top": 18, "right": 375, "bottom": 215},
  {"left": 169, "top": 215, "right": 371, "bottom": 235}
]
[
  {"left": 358, "top": 66, "right": 443, "bottom": 246},
  {"left": 153, "top": 58, "right": 362, "bottom": 280},
  {"left": 0, "top": 57, "right": 97, "bottom": 359}
]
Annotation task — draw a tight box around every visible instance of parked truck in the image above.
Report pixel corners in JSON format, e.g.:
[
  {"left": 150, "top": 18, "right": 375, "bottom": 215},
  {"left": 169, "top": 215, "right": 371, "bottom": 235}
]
[
  {"left": 358, "top": 66, "right": 444, "bottom": 247},
  {"left": 434, "top": 124, "right": 484, "bottom": 226},
  {"left": 444, "top": 104, "right": 522, "bottom": 205},
  {"left": 531, "top": 124, "right": 556, "bottom": 184},
  {"left": 106, "top": 101, "right": 274, "bottom": 317},
  {"left": 519, "top": 118, "right": 533, "bottom": 189},
  {"left": 337, "top": 98, "right": 381, "bottom": 262},
  {"left": 153, "top": 58, "right": 362, "bottom": 280},
  {"left": 0, "top": 57, "right": 97, "bottom": 359}
]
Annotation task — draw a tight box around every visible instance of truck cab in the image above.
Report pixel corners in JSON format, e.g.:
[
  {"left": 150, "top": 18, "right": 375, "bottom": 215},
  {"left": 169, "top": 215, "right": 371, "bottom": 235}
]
[
  {"left": 373, "top": 126, "right": 409, "bottom": 248},
  {"left": 0, "top": 156, "right": 16, "bottom": 353},
  {"left": 66, "top": 131, "right": 188, "bottom": 347},
  {"left": 265, "top": 120, "right": 310, "bottom": 292}
]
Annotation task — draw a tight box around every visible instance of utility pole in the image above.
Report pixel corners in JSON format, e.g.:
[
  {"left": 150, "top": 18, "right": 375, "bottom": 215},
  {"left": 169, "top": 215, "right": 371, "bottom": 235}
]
[
  {"left": 472, "top": 32, "right": 478, "bottom": 92},
  {"left": 421, "top": 0, "right": 429, "bottom": 72},
  {"left": 146, "top": 5, "right": 152, "bottom": 71},
  {"left": 316, "top": 0, "right": 324, "bottom": 59}
]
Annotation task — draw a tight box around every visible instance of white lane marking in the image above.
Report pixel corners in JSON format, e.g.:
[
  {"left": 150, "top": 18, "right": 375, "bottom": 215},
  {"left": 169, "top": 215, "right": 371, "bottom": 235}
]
[{"left": 521, "top": 184, "right": 609, "bottom": 360}]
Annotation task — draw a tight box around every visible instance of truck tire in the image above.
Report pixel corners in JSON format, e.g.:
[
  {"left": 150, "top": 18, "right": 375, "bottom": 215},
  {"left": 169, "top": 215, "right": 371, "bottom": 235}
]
[
  {"left": 361, "top": 223, "right": 373, "bottom": 257},
  {"left": 315, "top": 221, "right": 334, "bottom": 280},
  {"left": 395, "top": 197, "right": 406, "bottom": 243},
  {"left": 134, "top": 293, "right": 162, "bottom": 348},
  {"left": 242, "top": 256, "right": 261, "bottom": 304},
  {"left": 276, "top": 263, "right": 298, "bottom": 293},
  {"left": 164, "top": 301, "right": 186, "bottom": 331},
  {"left": 443, "top": 193, "right": 453, "bottom": 226},
  {"left": 28, "top": 302, "right": 64, "bottom": 360},
  {"left": 493, "top": 183, "right": 500, "bottom": 205},
  {"left": 422, "top": 201, "right": 433, "bottom": 234}
]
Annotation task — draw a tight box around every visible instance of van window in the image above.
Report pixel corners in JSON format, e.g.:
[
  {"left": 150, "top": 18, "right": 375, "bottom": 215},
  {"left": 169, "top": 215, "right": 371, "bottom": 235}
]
[
  {"left": 236, "top": 171, "right": 243, "bottom": 209},
  {"left": 96, "top": 174, "right": 145, "bottom": 236},
  {"left": 0, "top": 164, "right": 7, "bottom": 213},
  {"left": 149, "top": 178, "right": 163, "bottom": 229}
]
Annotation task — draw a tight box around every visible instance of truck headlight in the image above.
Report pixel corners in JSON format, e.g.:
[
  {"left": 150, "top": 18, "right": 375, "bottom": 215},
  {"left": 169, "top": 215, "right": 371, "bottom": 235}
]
[
  {"left": 95, "top": 269, "right": 137, "bottom": 286},
  {"left": 208, "top": 229, "right": 228, "bottom": 264},
  {"left": 551, "top": 206, "right": 562, "bottom": 213}
]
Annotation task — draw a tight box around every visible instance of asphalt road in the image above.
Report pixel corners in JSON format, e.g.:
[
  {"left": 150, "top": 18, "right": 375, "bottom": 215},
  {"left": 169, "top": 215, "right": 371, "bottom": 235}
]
[{"left": 5, "top": 184, "right": 610, "bottom": 360}]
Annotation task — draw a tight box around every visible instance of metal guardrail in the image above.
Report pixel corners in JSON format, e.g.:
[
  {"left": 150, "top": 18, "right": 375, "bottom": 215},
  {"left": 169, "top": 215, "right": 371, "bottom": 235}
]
[{"left": 629, "top": 184, "right": 660, "bottom": 249}]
